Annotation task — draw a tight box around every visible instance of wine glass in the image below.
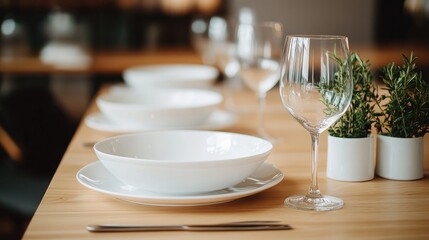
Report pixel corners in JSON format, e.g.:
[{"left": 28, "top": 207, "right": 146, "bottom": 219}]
[
  {"left": 209, "top": 17, "right": 241, "bottom": 112},
  {"left": 279, "top": 35, "right": 353, "bottom": 211},
  {"left": 190, "top": 17, "right": 216, "bottom": 66},
  {"left": 236, "top": 21, "right": 284, "bottom": 141}
]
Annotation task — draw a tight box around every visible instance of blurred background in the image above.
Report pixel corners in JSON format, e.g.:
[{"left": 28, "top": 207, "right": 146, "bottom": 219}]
[{"left": 0, "top": 0, "right": 428, "bottom": 239}]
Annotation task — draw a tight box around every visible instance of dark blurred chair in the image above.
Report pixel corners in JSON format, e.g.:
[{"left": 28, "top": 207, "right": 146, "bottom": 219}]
[{"left": 0, "top": 86, "right": 75, "bottom": 239}]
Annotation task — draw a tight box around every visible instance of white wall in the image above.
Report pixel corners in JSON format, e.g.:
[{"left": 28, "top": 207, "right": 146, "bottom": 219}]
[{"left": 227, "top": 0, "right": 376, "bottom": 45}]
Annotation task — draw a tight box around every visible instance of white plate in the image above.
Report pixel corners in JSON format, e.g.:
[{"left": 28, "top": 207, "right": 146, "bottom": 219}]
[
  {"left": 85, "top": 110, "right": 237, "bottom": 132},
  {"left": 76, "top": 161, "right": 284, "bottom": 206}
]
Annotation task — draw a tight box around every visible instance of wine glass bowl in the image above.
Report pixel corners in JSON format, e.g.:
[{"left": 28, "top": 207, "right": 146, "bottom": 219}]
[
  {"left": 239, "top": 58, "right": 280, "bottom": 94},
  {"left": 279, "top": 35, "right": 353, "bottom": 211}
]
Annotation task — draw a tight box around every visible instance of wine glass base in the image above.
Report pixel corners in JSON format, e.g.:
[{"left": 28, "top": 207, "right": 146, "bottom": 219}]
[{"left": 284, "top": 195, "right": 344, "bottom": 211}]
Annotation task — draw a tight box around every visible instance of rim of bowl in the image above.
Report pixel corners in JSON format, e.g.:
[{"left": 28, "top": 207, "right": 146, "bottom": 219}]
[
  {"left": 93, "top": 130, "right": 273, "bottom": 165},
  {"left": 286, "top": 34, "right": 348, "bottom": 40},
  {"left": 123, "top": 64, "right": 219, "bottom": 77},
  {"left": 125, "top": 63, "right": 218, "bottom": 70},
  {"left": 96, "top": 88, "right": 223, "bottom": 110}
]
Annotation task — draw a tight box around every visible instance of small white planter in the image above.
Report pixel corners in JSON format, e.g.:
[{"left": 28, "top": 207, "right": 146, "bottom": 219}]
[
  {"left": 327, "top": 135, "right": 374, "bottom": 182},
  {"left": 376, "top": 135, "right": 424, "bottom": 180}
]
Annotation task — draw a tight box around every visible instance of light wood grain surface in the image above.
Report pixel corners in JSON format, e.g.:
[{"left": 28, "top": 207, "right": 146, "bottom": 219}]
[{"left": 22, "top": 81, "right": 429, "bottom": 239}]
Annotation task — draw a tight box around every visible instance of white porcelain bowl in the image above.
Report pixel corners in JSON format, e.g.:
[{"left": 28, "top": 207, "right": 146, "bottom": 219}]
[
  {"left": 96, "top": 88, "right": 222, "bottom": 128},
  {"left": 123, "top": 64, "right": 219, "bottom": 89},
  {"left": 94, "top": 130, "right": 273, "bottom": 194}
]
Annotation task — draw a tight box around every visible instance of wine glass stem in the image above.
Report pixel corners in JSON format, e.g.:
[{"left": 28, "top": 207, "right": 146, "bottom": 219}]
[
  {"left": 257, "top": 92, "right": 267, "bottom": 137},
  {"left": 223, "top": 77, "right": 234, "bottom": 110},
  {"left": 307, "top": 133, "right": 322, "bottom": 198}
]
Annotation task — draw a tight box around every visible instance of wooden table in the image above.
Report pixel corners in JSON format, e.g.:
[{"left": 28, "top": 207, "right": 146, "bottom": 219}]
[
  {"left": 0, "top": 48, "right": 201, "bottom": 74},
  {"left": 1, "top": 44, "right": 429, "bottom": 75},
  {"left": 22, "top": 83, "right": 429, "bottom": 239}
]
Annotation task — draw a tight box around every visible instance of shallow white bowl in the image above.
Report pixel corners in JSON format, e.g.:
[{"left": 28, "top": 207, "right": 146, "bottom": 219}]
[
  {"left": 94, "top": 130, "right": 273, "bottom": 195},
  {"left": 96, "top": 88, "right": 222, "bottom": 128},
  {"left": 123, "top": 64, "right": 219, "bottom": 89}
]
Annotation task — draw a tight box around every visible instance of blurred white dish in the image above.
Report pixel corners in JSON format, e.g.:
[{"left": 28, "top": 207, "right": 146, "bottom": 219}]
[
  {"left": 85, "top": 110, "right": 236, "bottom": 132},
  {"left": 96, "top": 88, "right": 222, "bottom": 128},
  {"left": 76, "top": 161, "right": 283, "bottom": 206},
  {"left": 94, "top": 130, "right": 273, "bottom": 195},
  {"left": 123, "top": 64, "right": 219, "bottom": 89},
  {"left": 40, "top": 41, "right": 91, "bottom": 69}
]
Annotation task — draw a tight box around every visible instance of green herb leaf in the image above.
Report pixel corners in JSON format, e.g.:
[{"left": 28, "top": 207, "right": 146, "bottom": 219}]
[
  {"left": 375, "top": 52, "right": 429, "bottom": 138},
  {"left": 328, "top": 52, "right": 377, "bottom": 138}
]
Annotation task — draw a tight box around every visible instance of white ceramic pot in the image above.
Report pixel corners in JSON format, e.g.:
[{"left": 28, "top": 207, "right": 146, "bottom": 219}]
[
  {"left": 327, "top": 135, "right": 374, "bottom": 181},
  {"left": 376, "top": 135, "right": 424, "bottom": 180}
]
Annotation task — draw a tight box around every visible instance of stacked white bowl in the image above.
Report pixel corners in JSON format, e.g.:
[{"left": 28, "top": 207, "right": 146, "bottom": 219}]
[
  {"left": 96, "top": 64, "right": 222, "bottom": 129},
  {"left": 97, "top": 87, "right": 222, "bottom": 128},
  {"left": 123, "top": 64, "right": 219, "bottom": 89},
  {"left": 91, "top": 64, "right": 274, "bottom": 195},
  {"left": 94, "top": 130, "right": 273, "bottom": 194}
]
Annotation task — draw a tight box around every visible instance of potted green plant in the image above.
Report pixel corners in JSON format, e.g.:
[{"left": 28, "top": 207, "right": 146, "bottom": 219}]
[
  {"left": 326, "top": 52, "right": 378, "bottom": 182},
  {"left": 375, "top": 53, "right": 429, "bottom": 180}
]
